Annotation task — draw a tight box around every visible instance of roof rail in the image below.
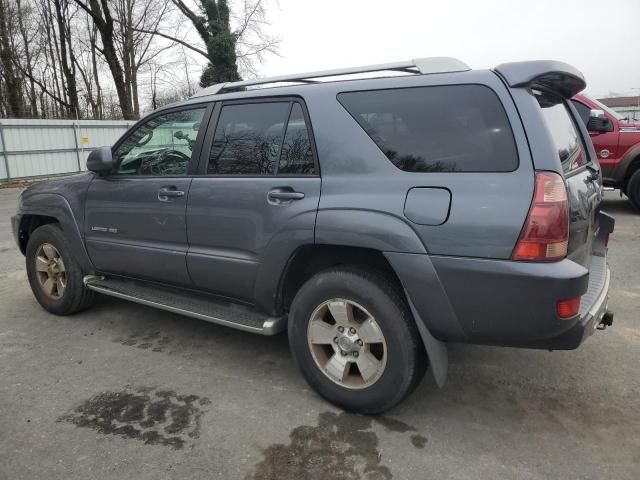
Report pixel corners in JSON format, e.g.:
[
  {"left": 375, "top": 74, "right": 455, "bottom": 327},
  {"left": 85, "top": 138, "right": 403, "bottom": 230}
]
[{"left": 191, "top": 57, "right": 470, "bottom": 98}]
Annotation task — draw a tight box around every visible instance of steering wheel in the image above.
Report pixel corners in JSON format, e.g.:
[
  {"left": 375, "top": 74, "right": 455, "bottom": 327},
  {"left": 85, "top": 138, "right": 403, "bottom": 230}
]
[{"left": 145, "top": 149, "right": 191, "bottom": 175}]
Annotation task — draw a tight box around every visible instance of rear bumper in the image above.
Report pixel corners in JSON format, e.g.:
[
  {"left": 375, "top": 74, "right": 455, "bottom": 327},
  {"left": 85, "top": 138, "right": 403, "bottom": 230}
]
[
  {"left": 386, "top": 247, "right": 611, "bottom": 350},
  {"left": 540, "top": 258, "right": 610, "bottom": 350}
]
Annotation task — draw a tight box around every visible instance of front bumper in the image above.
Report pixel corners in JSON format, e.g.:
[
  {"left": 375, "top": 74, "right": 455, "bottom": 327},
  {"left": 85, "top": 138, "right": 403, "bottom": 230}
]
[{"left": 11, "top": 214, "right": 21, "bottom": 250}]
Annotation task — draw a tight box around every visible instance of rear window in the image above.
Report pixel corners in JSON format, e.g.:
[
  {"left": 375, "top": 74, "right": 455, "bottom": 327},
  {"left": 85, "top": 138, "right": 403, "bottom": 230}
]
[
  {"left": 337, "top": 85, "right": 518, "bottom": 172},
  {"left": 536, "top": 91, "right": 587, "bottom": 173}
]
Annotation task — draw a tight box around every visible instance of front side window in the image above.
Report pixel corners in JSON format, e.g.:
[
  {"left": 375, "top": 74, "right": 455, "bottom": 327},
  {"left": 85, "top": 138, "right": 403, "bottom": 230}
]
[
  {"left": 338, "top": 85, "right": 518, "bottom": 172},
  {"left": 113, "top": 108, "right": 206, "bottom": 176},
  {"left": 207, "top": 102, "right": 291, "bottom": 175},
  {"left": 537, "top": 92, "right": 587, "bottom": 172}
]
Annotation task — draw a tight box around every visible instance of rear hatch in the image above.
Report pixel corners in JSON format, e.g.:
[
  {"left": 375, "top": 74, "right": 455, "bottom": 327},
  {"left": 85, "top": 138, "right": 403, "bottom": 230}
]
[{"left": 534, "top": 89, "right": 602, "bottom": 268}]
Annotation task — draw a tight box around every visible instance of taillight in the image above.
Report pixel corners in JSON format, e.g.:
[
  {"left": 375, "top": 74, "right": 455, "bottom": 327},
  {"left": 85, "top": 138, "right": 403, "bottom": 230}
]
[{"left": 512, "top": 171, "right": 569, "bottom": 262}]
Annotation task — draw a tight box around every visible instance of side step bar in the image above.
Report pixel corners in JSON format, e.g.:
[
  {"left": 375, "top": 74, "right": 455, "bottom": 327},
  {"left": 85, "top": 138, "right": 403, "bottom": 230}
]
[{"left": 83, "top": 276, "right": 286, "bottom": 335}]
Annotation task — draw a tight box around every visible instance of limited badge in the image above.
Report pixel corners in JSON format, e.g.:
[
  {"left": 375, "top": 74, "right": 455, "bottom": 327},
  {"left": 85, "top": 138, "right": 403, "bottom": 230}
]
[{"left": 599, "top": 149, "right": 610, "bottom": 158}]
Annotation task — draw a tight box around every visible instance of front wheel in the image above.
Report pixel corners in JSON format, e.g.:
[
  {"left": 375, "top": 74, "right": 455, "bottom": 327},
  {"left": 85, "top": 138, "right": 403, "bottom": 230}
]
[
  {"left": 626, "top": 169, "right": 640, "bottom": 211},
  {"left": 288, "top": 267, "right": 427, "bottom": 414},
  {"left": 26, "top": 224, "right": 95, "bottom": 315}
]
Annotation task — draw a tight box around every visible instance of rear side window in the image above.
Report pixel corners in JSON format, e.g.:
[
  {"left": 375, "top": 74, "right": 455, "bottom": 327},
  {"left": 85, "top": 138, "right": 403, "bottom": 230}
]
[
  {"left": 207, "top": 101, "right": 316, "bottom": 175},
  {"left": 208, "top": 102, "right": 290, "bottom": 175},
  {"left": 536, "top": 92, "right": 587, "bottom": 173},
  {"left": 279, "top": 103, "right": 316, "bottom": 175},
  {"left": 337, "top": 85, "right": 518, "bottom": 172}
]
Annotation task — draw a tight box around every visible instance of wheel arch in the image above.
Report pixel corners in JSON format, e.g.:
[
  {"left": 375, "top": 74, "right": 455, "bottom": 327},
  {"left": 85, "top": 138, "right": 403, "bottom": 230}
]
[
  {"left": 17, "top": 214, "right": 58, "bottom": 254},
  {"left": 18, "top": 193, "right": 94, "bottom": 273},
  {"left": 277, "top": 244, "right": 450, "bottom": 387}
]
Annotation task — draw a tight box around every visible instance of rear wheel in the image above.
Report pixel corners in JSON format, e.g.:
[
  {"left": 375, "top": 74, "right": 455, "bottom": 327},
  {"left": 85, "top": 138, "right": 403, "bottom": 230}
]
[
  {"left": 26, "top": 224, "right": 95, "bottom": 315},
  {"left": 626, "top": 169, "right": 640, "bottom": 210},
  {"left": 288, "top": 267, "right": 427, "bottom": 414}
]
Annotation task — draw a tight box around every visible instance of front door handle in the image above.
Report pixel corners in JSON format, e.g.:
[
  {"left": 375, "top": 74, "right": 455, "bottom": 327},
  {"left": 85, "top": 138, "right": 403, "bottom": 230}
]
[
  {"left": 268, "top": 188, "right": 305, "bottom": 204},
  {"left": 158, "top": 187, "right": 185, "bottom": 201}
]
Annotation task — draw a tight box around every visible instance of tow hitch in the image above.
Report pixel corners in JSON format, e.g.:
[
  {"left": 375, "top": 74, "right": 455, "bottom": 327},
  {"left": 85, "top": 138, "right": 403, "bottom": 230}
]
[{"left": 597, "top": 310, "right": 614, "bottom": 330}]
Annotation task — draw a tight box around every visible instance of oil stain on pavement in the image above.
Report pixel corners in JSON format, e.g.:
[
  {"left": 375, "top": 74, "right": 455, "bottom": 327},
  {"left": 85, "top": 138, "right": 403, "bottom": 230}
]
[
  {"left": 58, "top": 386, "right": 210, "bottom": 449},
  {"left": 247, "top": 411, "right": 427, "bottom": 480},
  {"left": 116, "top": 330, "right": 170, "bottom": 352}
]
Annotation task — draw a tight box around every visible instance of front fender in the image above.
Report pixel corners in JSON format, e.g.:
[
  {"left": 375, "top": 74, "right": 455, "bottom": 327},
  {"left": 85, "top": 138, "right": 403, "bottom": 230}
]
[{"left": 19, "top": 193, "right": 94, "bottom": 273}]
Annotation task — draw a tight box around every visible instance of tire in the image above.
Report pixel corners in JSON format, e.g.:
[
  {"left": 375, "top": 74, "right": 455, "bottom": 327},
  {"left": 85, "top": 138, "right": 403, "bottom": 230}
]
[
  {"left": 25, "top": 224, "right": 95, "bottom": 315},
  {"left": 626, "top": 169, "right": 640, "bottom": 211},
  {"left": 288, "top": 266, "right": 427, "bottom": 414}
]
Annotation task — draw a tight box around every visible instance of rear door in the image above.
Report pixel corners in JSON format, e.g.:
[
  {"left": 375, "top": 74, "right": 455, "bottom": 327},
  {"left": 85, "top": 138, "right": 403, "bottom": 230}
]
[
  {"left": 85, "top": 105, "right": 211, "bottom": 285},
  {"left": 536, "top": 91, "right": 601, "bottom": 267},
  {"left": 186, "top": 98, "right": 320, "bottom": 302}
]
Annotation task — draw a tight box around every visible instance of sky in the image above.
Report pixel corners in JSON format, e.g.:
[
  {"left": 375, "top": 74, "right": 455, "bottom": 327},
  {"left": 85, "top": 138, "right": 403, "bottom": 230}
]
[{"left": 250, "top": 0, "right": 640, "bottom": 98}]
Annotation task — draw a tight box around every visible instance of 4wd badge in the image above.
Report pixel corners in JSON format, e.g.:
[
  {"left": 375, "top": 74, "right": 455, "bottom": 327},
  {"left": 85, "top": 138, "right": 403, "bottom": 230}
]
[{"left": 599, "top": 149, "right": 610, "bottom": 158}]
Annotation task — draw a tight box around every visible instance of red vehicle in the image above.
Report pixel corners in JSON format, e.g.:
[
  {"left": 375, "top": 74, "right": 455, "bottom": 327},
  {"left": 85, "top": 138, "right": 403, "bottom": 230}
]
[{"left": 571, "top": 93, "right": 640, "bottom": 209}]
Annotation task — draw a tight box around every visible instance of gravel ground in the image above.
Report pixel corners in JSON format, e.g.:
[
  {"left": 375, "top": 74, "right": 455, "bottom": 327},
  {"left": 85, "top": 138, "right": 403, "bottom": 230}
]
[{"left": 0, "top": 186, "right": 638, "bottom": 480}]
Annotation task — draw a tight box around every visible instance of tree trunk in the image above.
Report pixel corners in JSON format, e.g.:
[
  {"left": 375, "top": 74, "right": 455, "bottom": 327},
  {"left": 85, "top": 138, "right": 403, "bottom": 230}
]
[
  {"left": 77, "top": 0, "right": 135, "bottom": 119},
  {"left": 16, "top": 0, "right": 38, "bottom": 117},
  {"left": 53, "top": 0, "right": 81, "bottom": 118},
  {"left": 0, "top": 0, "right": 26, "bottom": 117}
]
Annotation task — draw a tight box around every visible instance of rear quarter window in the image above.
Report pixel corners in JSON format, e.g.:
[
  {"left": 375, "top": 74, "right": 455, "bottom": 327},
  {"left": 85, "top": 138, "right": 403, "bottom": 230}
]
[
  {"left": 536, "top": 91, "right": 587, "bottom": 173},
  {"left": 337, "top": 84, "right": 518, "bottom": 172}
]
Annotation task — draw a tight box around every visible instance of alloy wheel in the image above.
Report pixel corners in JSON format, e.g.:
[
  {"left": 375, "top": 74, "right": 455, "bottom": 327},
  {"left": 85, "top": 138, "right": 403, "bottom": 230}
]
[
  {"left": 307, "top": 298, "right": 387, "bottom": 389},
  {"left": 34, "top": 243, "right": 66, "bottom": 300}
]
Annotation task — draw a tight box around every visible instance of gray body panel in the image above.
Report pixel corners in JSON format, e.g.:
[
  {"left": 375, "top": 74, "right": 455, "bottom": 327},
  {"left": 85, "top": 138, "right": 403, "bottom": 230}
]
[
  {"left": 186, "top": 177, "right": 321, "bottom": 303},
  {"left": 303, "top": 70, "right": 534, "bottom": 259},
  {"left": 84, "top": 176, "right": 194, "bottom": 285}
]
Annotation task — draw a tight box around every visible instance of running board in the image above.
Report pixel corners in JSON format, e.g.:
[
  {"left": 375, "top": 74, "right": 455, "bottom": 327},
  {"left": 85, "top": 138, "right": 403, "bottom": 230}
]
[{"left": 83, "top": 276, "right": 286, "bottom": 335}]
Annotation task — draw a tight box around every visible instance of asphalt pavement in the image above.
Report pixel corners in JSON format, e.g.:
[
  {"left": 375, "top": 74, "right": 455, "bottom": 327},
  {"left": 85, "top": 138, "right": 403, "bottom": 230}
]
[{"left": 0, "top": 186, "right": 638, "bottom": 479}]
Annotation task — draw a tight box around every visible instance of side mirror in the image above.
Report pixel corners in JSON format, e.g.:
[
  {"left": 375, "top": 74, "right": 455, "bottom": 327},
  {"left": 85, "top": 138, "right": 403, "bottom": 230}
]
[
  {"left": 87, "top": 146, "right": 113, "bottom": 173},
  {"left": 587, "top": 109, "right": 611, "bottom": 133}
]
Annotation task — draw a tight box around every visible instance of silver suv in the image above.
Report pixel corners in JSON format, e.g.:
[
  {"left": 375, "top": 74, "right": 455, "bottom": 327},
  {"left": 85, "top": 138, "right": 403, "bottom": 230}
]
[{"left": 12, "top": 57, "right": 615, "bottom": 413}]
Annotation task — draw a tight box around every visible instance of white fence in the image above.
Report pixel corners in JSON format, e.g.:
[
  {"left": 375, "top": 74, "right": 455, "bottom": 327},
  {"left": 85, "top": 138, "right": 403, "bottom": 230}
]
[{"left": 0, "top": 119, "right": 134, "bottom": 182}]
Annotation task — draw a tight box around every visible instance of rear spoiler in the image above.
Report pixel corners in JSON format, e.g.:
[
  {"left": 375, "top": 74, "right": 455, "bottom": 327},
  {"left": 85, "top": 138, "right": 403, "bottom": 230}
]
[{"left": 494, "top": 60, "right": 586, "bottom": 98}]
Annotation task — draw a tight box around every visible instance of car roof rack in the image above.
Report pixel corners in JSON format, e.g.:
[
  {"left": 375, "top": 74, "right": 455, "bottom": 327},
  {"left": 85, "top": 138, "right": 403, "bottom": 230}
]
[{"left": 191, "top": 57, "right": 470, "bottom": 98}]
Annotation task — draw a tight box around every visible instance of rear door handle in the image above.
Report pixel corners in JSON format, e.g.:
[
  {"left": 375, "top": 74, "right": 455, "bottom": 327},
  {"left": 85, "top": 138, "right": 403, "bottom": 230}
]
[
  {"left": 158, "top": 187, "right": 185, "bottom": 201},
  {"left": 268, "top": 188, "right": 305, "bottom": 204}
]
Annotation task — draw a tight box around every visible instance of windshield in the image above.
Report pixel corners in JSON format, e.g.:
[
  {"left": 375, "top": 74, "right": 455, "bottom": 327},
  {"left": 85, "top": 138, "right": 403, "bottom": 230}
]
[{"left": 585, "top": 95, "right": 626, "bottom": 121}]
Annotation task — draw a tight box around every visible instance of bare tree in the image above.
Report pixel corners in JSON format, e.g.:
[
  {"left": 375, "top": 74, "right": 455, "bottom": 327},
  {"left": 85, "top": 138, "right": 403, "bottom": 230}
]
[
  {"left": 16, "top": 0, "right": 39, "bottom": 117},
  {"left": 53, "top": 0, "right": 82, "bottom": 117},
  {"left": 73, "top": 0, "right": 136, "bottom": 119},
  {"left": 113, "top": 0, "right": 173, "bottom": 117},
  {"left": 0, "top": 0, "right": 27, "bottom": 117},
  {"left": 129, "top": 0, "right": 279, "bottom": 87}
]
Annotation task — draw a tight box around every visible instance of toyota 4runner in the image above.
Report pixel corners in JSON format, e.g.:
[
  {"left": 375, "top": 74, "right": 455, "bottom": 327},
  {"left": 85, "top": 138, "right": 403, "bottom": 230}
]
[{"left": 12, "top": 57, "right": 615, "bottom": 413}]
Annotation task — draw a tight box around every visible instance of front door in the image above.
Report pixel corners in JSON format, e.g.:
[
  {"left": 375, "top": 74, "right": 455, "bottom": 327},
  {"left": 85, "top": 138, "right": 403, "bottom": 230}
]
[
  {"left": 85, "top": 105, "right": 210, "bottom": 285},
  {"left": 186, "top": 99, "right": 321, "bottom": 302},
  {"left": 571, "top": 98, "right": 620, "bottom": 181}
]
